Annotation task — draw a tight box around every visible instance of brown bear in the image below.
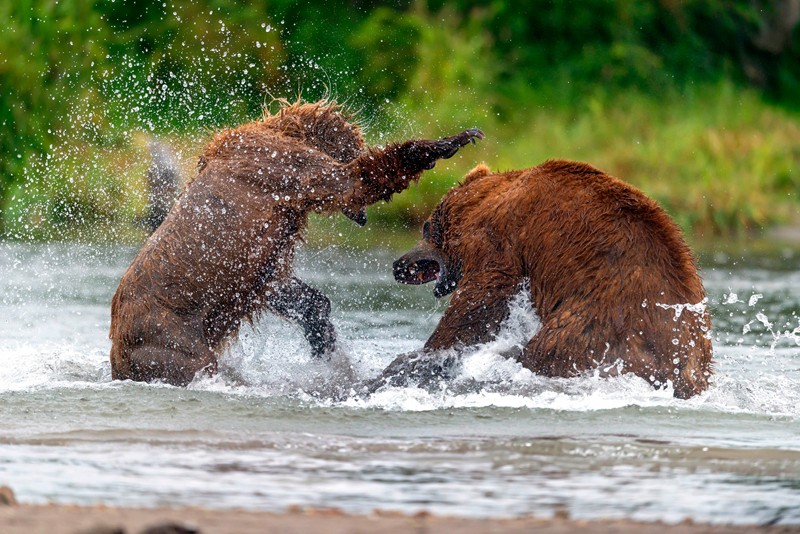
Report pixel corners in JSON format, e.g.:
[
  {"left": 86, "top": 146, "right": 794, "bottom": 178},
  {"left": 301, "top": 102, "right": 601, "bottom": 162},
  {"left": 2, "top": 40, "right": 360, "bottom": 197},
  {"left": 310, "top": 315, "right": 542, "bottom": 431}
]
[
  {"left": 369, "top": 160, "right": 713, "bottom": 399},
  {"left": 110, "top": 100, "right": 483, "bottom": 386}
]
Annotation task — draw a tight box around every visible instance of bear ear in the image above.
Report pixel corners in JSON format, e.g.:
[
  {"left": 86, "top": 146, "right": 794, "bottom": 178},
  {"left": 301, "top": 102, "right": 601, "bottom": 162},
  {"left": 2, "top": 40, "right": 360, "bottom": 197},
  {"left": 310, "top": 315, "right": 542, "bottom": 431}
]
[{"left": 462, "top": 163, "right": 492, "bottom": 185}]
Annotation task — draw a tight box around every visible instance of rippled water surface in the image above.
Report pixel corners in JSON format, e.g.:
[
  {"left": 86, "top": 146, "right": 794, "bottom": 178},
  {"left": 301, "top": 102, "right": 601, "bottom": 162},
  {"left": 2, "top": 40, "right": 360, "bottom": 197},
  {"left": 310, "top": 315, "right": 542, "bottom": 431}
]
[{"left": 1, "top": 241, "right": 799, "bottom": 525}]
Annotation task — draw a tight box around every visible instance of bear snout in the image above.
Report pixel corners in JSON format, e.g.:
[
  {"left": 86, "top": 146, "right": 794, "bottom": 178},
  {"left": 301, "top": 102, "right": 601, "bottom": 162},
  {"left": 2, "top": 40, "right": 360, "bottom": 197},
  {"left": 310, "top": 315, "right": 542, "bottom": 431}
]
[
  {"left": 394, "top": 256, "right": 440, "bottom": 285},
  {"left": 393, "top": 242, "right": 462, "bottom": 297}
]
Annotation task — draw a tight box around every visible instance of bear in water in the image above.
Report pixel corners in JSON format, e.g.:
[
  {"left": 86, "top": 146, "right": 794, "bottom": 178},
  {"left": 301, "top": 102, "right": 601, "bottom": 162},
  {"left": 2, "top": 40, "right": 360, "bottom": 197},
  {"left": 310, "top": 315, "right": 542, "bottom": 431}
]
[
  {"left": 110, "top": 100, "right": 483, "bottom": 386},
  {"left": 371, "top": 160, "right": 712, "bottom": 399}
]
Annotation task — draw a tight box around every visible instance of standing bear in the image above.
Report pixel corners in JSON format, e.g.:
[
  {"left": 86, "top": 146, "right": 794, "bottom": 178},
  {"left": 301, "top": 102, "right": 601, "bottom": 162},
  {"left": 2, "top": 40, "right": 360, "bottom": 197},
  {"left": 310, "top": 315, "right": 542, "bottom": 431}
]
[
  {"left": 374, "top": 160, "right": 713, "bottom": 399},
  {"left": 110, "top": 99, "right": 483, "bottom": 386}
]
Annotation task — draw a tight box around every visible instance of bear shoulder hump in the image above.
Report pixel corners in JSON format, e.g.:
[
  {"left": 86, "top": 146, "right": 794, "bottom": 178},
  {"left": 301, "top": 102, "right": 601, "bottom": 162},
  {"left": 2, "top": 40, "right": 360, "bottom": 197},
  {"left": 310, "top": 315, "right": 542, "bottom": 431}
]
[{"left": 462, "top": 163, "right": 492, "bottom": 184}]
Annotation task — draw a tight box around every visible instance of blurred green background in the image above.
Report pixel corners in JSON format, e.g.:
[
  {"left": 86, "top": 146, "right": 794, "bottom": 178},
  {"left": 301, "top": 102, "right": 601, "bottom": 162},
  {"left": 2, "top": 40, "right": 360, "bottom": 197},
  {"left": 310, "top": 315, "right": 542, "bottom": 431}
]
[{"left": 1, "top": 0, "right": 799, "bottom": 243}]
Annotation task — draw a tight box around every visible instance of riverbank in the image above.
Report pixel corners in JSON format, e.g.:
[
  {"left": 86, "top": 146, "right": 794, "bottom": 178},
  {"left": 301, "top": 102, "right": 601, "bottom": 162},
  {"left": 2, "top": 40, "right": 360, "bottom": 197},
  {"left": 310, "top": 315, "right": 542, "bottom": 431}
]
[{"left": 1, "top": 503, "right": 797, "bottom": 534}]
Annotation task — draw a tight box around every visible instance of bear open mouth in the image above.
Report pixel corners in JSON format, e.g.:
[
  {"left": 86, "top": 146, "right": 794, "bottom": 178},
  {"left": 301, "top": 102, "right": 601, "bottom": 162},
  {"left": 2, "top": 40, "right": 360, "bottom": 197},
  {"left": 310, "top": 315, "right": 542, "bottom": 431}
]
[{"left": 396, "top": 259, "right": 440, "bottom": 285}]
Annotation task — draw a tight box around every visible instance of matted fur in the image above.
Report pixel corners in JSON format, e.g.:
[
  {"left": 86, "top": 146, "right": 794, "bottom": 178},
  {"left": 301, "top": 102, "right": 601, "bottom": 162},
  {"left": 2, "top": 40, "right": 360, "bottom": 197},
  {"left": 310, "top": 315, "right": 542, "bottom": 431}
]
[{"left": 199, "top": 100, "right": 365, "bottom": 172}]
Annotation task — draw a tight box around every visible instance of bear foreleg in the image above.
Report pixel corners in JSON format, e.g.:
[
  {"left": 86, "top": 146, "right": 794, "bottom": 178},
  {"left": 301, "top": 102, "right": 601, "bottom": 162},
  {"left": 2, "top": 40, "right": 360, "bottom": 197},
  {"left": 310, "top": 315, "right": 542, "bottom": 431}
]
[
  {"left": 394, "top": 128, "right": 485, "bottom": 172},
  {"left": 425, "top": 275, "right": 519, "bottom": 351},
  {"left": 265, "top": 277, "right": 336, "bottom": 358},
  {"left": 346, "top": 129, "right": 484, "bottom": 206},
  {"left": 360, "top": 275, "right": 519, "bottom": 393}
]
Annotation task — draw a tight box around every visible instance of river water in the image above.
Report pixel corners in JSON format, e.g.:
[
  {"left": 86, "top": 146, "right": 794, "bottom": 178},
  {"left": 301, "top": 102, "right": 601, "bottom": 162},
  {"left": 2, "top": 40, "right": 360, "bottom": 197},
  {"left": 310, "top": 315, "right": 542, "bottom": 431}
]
[{"left": 0, "top": 241, "right": 798, "bottom": 525}]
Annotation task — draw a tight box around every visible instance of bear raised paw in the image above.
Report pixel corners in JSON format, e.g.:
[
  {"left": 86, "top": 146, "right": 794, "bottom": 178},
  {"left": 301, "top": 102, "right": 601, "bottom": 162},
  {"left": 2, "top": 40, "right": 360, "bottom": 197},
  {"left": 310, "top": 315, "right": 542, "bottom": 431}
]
[{"left": 369, "top": 160, "right": 713, "bottom": 399}]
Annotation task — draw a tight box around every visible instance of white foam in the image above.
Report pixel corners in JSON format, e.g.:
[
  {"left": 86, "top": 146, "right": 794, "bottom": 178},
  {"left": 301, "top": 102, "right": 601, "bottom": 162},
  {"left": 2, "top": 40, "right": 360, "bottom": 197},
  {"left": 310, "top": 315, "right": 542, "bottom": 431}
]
[
  {"left": 0, "top": 342, "right": 111, "bottom": 392},
  {"left": 1, "top": 284, "right": 798, "bottom": 418}
]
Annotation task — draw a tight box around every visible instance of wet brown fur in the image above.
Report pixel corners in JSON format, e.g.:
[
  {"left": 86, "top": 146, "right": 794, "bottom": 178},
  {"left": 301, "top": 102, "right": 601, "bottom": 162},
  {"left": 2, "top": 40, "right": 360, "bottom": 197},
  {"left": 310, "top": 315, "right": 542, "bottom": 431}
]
[
  {"left": 394, "top": 160, "right": 713, "bottom": 399},
  {"left": 109, "top": 100, "right": 482, "bottom": 385}
]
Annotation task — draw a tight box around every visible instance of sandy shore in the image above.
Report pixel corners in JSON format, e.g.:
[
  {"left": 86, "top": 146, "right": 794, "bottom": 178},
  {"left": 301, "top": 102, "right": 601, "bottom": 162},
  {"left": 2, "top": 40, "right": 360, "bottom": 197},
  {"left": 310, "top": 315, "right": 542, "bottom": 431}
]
[{"left": 1, "top": 503, "right": 798, "bottom": 534}]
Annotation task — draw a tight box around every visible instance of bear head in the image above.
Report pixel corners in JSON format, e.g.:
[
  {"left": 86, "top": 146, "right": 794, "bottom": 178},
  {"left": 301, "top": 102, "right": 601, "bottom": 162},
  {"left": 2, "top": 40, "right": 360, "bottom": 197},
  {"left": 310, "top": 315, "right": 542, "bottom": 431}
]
[{"left": 393, "top": 163, "right": 493, "bottom": 297}]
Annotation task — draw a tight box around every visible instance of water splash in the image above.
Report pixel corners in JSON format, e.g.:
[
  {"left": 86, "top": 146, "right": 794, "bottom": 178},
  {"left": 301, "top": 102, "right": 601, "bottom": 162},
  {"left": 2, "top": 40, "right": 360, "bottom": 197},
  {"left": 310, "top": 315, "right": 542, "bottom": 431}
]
[
  {"left": 1, "top": 244, "right": 799, "bottom": 420},
  {"left": 655, "top": 298, "right": 707, "bottom": 320},
  {"left": 720, "top": 289, "right": 800, "bottom": 351},
  {"left": 191, "top": 286, "right": 800, "bottom": 418}
]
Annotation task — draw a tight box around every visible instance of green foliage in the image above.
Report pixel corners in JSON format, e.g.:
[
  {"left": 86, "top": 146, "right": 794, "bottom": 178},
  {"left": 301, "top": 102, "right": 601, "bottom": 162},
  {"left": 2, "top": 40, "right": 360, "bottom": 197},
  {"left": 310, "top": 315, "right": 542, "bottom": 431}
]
[
  {"left": 2, "top": 0, "right": 799, "bottom": 240},
  {"left": 366, "top": 80, "right": 800, "bottom": 238},
  {"left": 3, "top": 140, "right": 151, "bottom": 240},
  {"left": 426, "top": 0, "right": 800, "bottom": 98},
  {"left": 95, "top": 0, "right": 285, "bottom": 130},
  {"left": 0, "top": 0, "right": 110, "bottom": 233},
  {"left": 349, "top": 8, "right": 422, "bottom": 102}
]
